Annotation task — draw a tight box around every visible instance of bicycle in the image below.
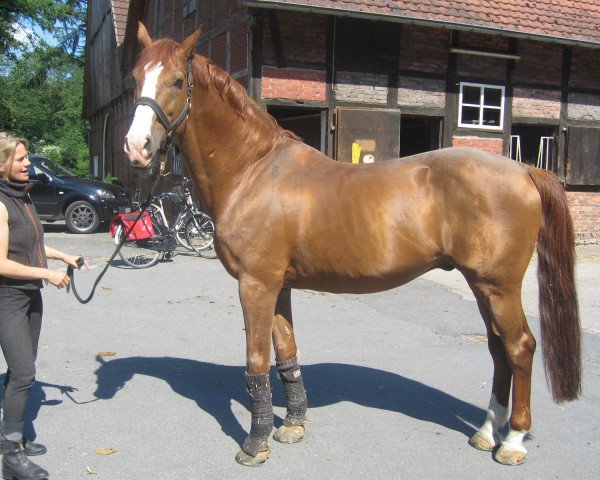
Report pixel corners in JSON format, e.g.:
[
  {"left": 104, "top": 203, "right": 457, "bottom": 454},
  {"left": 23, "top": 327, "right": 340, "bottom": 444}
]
[
  {"left": 149, "top": 177, "right": 216, "bottom": 256},
  {"left": 114, "top": 178, "right": 216, "bottom": 268}
]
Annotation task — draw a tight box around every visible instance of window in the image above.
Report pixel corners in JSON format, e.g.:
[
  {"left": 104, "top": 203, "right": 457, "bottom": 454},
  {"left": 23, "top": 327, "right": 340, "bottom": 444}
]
[
  {"left": 511, "top": 125, "right": 556, "bottom": 169},
  {"left": 458, "top": 82, "right": 505, "bottom": 130},
  {"left": 183, "top": 0, "right": 197, "bottom": 18}
]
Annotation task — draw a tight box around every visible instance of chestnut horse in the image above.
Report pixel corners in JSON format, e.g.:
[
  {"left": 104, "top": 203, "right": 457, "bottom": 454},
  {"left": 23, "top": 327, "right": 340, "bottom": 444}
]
[{"left": 124, "top": 24, "right": 581, "bottom": 467}]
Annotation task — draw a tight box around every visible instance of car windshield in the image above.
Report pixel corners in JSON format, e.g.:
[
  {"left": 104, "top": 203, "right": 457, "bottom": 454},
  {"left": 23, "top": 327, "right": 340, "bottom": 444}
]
[{"left": 35, "top": 157, "right": 77, "bottom": 178}]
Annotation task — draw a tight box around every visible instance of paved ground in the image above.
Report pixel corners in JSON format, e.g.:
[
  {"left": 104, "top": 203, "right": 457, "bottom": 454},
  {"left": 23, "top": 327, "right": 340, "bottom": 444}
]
[{"left": 4, "top": 222, "right": 599, "bottom": 479}]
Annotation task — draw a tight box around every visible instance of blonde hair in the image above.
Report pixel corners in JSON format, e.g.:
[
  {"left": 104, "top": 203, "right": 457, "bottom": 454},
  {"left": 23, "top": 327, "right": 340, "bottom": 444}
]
[{"left": 0, "top": 131, "right": 29, "bottom": 180}]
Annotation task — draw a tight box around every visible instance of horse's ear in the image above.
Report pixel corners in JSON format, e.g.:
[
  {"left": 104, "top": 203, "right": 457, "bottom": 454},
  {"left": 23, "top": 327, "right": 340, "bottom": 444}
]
[
  {"left": 137, "top": 22, "right": 153, "bottom": 48},
  {"left": 179, "top": 28, "right": 202, "bottom": 59}
]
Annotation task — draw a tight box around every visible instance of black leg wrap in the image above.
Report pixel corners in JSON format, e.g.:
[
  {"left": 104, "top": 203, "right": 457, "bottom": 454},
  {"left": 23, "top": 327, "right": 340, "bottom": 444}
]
[
  {"left": 242, "top": 372, "right": 273, "bottom": 457},
  {"left": 277, "top": 356, "right": 307, "bottom": 427}
]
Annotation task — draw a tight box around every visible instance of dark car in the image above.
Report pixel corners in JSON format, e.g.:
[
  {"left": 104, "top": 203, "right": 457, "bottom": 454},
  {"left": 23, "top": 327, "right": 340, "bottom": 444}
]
[{"left": 28, "top": 155, "right": 130, "bottom": 234}]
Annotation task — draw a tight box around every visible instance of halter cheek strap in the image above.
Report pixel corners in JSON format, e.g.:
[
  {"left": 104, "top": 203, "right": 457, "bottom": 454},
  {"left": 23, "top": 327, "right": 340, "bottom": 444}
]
[
  {"left": 133, "top": 60, "right": 194, "bottom": 155},
  {"left": 134, "top": 96, "right": 190, "bottom": 137}
]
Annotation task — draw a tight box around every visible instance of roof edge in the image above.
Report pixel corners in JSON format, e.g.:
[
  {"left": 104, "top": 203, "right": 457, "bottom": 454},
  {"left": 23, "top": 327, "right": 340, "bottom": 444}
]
[{"left": 241, "top": 0, "right": 600, "bottom": 49}]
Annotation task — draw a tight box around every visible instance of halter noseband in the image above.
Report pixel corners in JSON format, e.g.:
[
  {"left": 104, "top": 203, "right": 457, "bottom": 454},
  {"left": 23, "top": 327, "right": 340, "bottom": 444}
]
[{"left": 133, "top": 60, "right": 194, "bottom": 155}]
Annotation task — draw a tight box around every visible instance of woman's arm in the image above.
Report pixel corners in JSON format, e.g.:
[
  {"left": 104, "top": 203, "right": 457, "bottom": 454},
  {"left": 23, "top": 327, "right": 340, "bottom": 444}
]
[
  {"left": 0, "top": 202, "right": 71, "bottom": 288},
  {"left": 45, "top": 245, "right": 87, "bottom": 269}
]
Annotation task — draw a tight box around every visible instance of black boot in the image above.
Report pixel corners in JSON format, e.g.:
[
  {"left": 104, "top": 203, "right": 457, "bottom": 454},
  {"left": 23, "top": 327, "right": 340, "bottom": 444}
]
[
  {"left": 22, "top": 440, "right": 47, "bottom": 457},
  {"left": 2, "top": 441, "right": 48, "bottom": 480}
]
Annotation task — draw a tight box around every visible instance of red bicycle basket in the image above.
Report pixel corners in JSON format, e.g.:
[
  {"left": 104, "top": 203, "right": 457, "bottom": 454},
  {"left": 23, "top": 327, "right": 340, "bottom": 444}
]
[{"left": 110, "top": 211, "right": 155, "bottom": 240}]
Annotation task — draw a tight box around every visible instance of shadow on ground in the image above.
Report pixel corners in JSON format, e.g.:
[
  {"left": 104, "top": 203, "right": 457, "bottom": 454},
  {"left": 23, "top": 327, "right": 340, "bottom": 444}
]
[{"left": 87, "top": 357, "right": 485, "bottom": 445}]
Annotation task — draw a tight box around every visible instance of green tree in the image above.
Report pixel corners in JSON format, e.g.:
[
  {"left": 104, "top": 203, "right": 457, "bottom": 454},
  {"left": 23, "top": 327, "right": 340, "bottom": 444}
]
[
  {"left": 0, "top": 47, "right": 89, "bottom": 176},
  {"left": 1, "top": 1, "right": 86, "bottom": 59},
  {"left": 0, "top": 1, "right": 89, "bottom": 176}
]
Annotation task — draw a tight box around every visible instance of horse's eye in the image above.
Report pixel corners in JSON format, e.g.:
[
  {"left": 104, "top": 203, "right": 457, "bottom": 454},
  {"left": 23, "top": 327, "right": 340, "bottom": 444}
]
[{"left": 173, "top": 78, "right": 184, "bottom": 90}]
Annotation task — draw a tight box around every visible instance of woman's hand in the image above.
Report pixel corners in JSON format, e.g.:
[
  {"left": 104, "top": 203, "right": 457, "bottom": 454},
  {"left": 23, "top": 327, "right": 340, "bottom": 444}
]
[
  {"left": 45, "top": 269, "right": 71, "bottom": 289},
  {"left": 63, "top": 254, "right": 89, "bottom": 270}
]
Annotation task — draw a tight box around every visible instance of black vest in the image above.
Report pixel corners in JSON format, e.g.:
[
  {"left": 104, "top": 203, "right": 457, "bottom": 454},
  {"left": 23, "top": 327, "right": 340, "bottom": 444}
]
[{"left": 0, "top": 178, "right": 47, "bottom": 289}]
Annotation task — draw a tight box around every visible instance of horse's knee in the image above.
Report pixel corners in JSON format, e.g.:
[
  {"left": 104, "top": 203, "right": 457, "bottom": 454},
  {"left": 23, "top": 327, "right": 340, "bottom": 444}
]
[
  {"left": 506, "top": 332, "right": 536, "bottom": 371},
  {"left": 272, "top": 316, "right": 297, "bottom": 361},
  {"left": 272, "top": 335, "right": 296, "bottom": 361}
]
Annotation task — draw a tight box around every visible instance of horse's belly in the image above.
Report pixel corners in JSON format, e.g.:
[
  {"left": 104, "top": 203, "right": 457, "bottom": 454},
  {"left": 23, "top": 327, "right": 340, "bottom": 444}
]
[{"left": 285, "top": 254, "right": 441, "bottom": 294}]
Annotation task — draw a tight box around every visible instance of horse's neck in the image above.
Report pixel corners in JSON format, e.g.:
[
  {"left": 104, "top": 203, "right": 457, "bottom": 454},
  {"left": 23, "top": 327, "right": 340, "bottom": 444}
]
[{"left": 179, "top": 93, "right": 280, "bottom": 220}]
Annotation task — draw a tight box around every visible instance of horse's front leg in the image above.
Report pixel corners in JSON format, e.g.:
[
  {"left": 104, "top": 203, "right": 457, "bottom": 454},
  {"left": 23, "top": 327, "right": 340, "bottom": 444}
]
[
  {"left": 235, "top": 276, "right": 278, "bottom": 467},
  {"left": 272, "top": 288, "right": 307, "bottom": 444}
]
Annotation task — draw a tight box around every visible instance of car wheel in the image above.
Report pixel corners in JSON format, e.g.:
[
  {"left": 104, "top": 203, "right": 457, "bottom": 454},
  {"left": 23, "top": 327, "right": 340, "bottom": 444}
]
[{"left": 65, "top": 200, "right": 100, "bottom": 234}]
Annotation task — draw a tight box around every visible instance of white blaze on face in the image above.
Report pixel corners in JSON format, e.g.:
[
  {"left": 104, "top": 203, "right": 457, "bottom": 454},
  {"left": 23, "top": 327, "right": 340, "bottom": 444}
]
[{"left": 124, "top": 62, "right": 164, "bottom": 165}]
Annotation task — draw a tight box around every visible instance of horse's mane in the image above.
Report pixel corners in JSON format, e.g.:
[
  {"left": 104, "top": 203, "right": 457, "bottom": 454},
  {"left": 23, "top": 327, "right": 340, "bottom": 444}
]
[
  {"left": 194, "top": 56, "right": 249, "bottom": 118},
  {"left": 134, "top": 38, "right": 299, "bottom": 140},
  {"left": 195, "top": 57, "right": 299, "bottom": 141}
]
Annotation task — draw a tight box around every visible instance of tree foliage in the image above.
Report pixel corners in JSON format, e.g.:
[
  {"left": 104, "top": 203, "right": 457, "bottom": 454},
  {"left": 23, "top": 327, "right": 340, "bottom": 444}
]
[
  {"left": 0, "top": 1, "right": 89, "bottom": 176},
  {"left": 1, "top": 1, "right": 86, "bottom": 59}
]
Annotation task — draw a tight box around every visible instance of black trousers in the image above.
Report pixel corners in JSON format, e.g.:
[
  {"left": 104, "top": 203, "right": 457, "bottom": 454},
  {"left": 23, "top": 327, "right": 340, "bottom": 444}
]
[{"left": 0, "top": 287, "right": 43, "bottom": 435}]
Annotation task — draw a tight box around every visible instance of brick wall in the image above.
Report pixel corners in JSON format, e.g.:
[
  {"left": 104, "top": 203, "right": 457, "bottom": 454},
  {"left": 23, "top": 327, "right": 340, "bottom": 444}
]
[
  {"left": 567, "top": 92, "right": 600, "bottom": 121},
  {"left": 397, "top": 76, "right": 445, "bottom": 109},
  {"left": 212, "top": 0, "right": 230, "bottom": 25},
  {"left": 512, "top": 88, "right": 561, "bottom": 119},
  {"left": 514, "top": 40, "right": 562, "bottom": 87},
  {"left": 398, "top": 26, "right": 449, "bottom": 74},
  {"left": 571, "top": 47, "right": 600, "bottom": 90},
  {"left": 456, "top": 32, "right": 509, "bottom": 82},
  {"left": 262, "top": 11, "right": 327, "bottom": 65},
  {"left": 230, "top": 23, "right": 248, "bottom": 76},
  {"left": 262, "top": 66, "right": 327, "bottom": 101},
  {"left": 211, "top": 31, "right": 227, "bottom": 69},
  {"left": 567, "top": 191, "right": 600, "bottom": 244},
  {"left": 452, "top": 136, "right": 504, "bottom": 155},
  {"left": 335, "top": 71, "right": 388, "bottom": 104}
]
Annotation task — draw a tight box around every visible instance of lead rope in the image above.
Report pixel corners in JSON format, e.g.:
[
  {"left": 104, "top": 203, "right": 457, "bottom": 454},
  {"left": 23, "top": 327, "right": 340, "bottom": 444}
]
[{"left": 67, "top": 168, "right": 163, "bottom": 304}]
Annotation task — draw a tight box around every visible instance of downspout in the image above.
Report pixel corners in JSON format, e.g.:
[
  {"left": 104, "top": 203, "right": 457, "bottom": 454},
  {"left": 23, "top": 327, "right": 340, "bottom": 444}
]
[{"left": 102, "top": 111, "right": 110, "bottom": 179}]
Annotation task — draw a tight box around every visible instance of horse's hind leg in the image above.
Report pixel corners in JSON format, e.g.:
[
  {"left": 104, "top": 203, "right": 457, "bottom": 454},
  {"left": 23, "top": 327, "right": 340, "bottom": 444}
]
[
  {"left": 469, "top": 296, "right": 510, "bottom": 452},
  {"left": 271, "top": 288, "right": 308, "bottom": 444},
  {"left": 470, "top": 285, "right": 536, "bottom": 465}
]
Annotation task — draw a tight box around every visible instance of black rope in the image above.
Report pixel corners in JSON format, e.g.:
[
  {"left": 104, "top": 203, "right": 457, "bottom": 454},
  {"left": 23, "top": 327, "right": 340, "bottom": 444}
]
[{"left": 67, "top": 169, "right": 162, "bottom": 304}]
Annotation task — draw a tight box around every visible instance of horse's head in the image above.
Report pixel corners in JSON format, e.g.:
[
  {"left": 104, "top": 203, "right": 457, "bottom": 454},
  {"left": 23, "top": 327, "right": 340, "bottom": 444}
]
[{"left": 124, "top": 23, "right": 201, "bottom": 169}]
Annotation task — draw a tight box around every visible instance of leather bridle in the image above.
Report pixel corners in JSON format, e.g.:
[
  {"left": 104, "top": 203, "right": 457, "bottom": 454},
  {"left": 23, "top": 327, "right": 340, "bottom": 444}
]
[{"left": 132, "top": 60, "right": 194, "bottom": 155}]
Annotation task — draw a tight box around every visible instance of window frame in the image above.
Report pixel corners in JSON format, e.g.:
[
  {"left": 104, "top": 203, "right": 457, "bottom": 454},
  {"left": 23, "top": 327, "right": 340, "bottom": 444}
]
[{"left": 458, "top": 82, "right": 505, "bottom": 131}]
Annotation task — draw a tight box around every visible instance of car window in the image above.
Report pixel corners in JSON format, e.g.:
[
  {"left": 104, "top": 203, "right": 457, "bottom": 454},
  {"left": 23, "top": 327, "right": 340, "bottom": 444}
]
[
  {"left": 29, "top": 164, "right": 45, "bottom": 176},
  {"left": 34, "top": 157, "right": 77, "bottom": 178}
]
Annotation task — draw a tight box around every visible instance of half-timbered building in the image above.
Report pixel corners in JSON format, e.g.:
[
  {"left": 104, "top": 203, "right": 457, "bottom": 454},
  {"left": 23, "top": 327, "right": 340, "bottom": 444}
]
[{"left": 84, "top": 0, "right": 600, "bottom": 241}]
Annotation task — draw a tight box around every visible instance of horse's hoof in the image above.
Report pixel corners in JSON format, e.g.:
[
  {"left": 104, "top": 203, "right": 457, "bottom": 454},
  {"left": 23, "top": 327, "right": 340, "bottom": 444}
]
[
  {"left": 273, "top": 425, "right": 305, "bottom": 444},
  {"left": 468, "top": 431, "right": 497, "bottom": 452},
  {"left": 493, "top": 443, "right": 527, "bottom": 465},
  {"left": 234, "top": 448, "right": 271, "bottom": 466}
]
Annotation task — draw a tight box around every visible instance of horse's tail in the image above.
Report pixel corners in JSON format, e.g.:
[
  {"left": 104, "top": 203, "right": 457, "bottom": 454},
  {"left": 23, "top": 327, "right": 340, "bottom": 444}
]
[{"left": 527, "top": 166, "right": 581, "bottom": 403}]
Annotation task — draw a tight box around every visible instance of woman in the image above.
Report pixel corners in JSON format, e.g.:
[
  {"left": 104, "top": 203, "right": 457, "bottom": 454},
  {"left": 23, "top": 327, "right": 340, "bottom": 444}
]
[{"left": 0, "top": 131, "right": 86, "bottom": 480}]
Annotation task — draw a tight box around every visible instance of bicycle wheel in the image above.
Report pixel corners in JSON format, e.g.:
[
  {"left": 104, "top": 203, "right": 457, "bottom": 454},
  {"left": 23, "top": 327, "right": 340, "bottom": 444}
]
[
  {"left": 185, "top": 214, "right": 217, "bottom": 258},
  {"left": 174, "top": 210, "right": 194, "bottom": 251},
  {"left": 115, "top": 223, "right": 162, "bottom": 268}
]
